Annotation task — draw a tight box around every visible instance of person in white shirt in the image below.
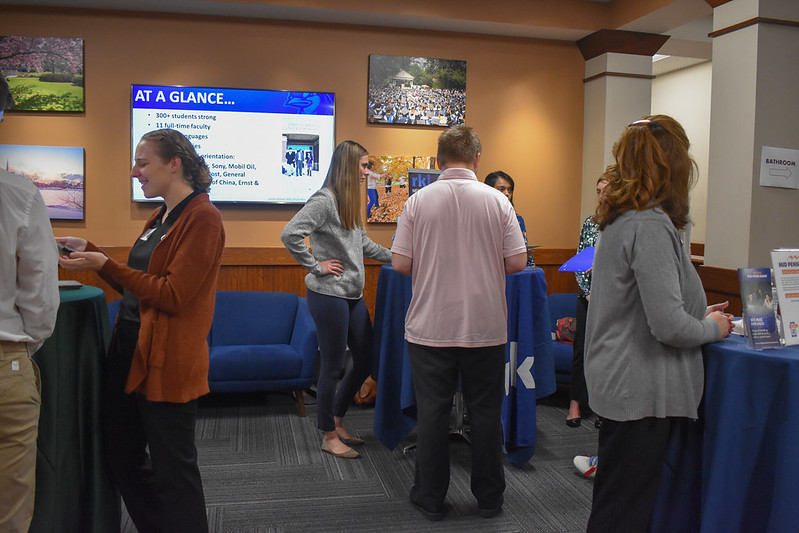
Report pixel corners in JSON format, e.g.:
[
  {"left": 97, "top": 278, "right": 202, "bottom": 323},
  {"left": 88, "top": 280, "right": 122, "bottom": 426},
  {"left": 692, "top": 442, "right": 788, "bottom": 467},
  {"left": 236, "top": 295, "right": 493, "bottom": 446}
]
[{"left": 0, "top": 74, "right": 60, "bottom": 533}]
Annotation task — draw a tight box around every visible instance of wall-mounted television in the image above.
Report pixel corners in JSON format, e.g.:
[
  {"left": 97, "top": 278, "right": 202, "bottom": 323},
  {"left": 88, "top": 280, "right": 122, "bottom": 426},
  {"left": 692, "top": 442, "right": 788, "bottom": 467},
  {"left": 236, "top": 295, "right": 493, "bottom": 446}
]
[{"left": 131, "top": 84, "right": 335, "bottom": 204}]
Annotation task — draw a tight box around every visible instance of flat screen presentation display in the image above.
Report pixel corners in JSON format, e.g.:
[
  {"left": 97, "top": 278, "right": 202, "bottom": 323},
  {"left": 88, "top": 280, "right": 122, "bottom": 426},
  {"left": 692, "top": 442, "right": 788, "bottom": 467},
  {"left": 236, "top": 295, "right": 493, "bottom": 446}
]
[{"left": 131, "top": 84, "right": 335, "bottom": 204}]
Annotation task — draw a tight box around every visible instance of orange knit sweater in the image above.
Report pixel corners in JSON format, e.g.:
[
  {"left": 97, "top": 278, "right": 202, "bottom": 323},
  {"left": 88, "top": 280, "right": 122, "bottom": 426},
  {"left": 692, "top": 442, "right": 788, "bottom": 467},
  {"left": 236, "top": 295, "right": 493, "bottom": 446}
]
[{"left": 93, "top": 194, "right": 225, "bottom": 402}]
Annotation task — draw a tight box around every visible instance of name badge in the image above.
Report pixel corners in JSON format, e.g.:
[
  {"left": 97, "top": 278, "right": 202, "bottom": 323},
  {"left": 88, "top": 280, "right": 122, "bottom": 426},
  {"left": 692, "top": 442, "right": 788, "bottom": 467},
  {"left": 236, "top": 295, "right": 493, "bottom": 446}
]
[{"left": 140, "top": 228, "right": 157, "bottom": 241}]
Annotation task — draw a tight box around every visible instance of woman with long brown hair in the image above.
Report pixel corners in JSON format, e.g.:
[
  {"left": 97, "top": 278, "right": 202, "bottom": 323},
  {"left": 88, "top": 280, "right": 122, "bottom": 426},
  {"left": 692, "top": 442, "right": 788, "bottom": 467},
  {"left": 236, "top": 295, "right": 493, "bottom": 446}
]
[
  {"left": 583, "top": 115, "right": 733, "bottom": 531},
  {"left": 282, "top": 140, "right": 391, "bottom": 459}
]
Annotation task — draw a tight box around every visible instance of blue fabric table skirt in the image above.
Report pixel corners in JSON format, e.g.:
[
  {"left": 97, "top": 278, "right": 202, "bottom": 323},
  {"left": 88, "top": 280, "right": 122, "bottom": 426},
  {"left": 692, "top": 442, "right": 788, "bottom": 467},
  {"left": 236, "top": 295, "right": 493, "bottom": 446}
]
[
  {"left": 372, "top": 265, "right": 555, "bottom": 466},
  {"left": 651, "top": 335, "right": 799, "bottom": 533}
]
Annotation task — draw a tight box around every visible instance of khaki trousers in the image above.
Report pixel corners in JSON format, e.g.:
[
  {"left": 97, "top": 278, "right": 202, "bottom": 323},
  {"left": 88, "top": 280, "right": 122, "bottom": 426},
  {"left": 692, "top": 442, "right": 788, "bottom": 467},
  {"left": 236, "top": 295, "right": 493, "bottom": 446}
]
[{"left": 0, "top": 340, "right": 41, "bottom": 533}]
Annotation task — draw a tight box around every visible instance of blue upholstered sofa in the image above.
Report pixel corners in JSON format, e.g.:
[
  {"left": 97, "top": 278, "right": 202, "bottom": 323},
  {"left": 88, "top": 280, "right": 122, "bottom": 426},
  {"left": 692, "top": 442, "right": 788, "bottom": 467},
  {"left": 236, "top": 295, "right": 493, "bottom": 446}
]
[
  {"left": 208, "top": 291, "right": 318, "bottom": 416},
  {"left": 546, "top": 293, "right": 578, "bottom": 386},
  {"left": 109, "top": 291, "right": 319, "bottom": 416}
]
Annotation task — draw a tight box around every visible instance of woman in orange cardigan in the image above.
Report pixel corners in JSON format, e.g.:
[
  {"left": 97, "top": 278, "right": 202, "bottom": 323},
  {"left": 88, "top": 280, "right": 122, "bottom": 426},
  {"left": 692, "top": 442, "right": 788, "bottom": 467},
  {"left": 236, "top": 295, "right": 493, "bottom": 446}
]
[{"left": 58, "top": 129, "right": 225, "bottom": 533}]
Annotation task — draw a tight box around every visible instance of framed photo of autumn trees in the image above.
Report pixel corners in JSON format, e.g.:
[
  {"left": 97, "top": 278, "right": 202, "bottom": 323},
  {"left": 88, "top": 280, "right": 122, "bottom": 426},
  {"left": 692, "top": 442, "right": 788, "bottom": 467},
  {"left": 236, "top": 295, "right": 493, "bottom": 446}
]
[
  {"left": 0, "top": 36, "right": 84, "bottom": 112},
  {"left": 367, "top": 54, "right": 466, "bottom": 127},
  {"left": 366, "top": 154, "right": 436, "bottom": 223}
]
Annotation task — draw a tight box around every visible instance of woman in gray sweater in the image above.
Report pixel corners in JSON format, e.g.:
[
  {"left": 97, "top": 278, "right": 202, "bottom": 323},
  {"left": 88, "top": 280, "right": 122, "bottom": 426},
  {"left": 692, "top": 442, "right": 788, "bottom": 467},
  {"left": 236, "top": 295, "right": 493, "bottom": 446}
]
[
  {"left": 282, "top": 141, "right": 392, "bottom": 459},
  {"left": 584, "top": 115, "right": 733, "bottom": 532}
]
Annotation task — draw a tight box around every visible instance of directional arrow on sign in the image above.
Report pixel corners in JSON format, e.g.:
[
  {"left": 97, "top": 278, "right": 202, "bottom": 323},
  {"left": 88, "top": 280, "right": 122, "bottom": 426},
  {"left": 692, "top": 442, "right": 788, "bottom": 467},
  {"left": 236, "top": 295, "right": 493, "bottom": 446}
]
[{"left": 770, "top": 167, "right": 793, "bottom": 179}]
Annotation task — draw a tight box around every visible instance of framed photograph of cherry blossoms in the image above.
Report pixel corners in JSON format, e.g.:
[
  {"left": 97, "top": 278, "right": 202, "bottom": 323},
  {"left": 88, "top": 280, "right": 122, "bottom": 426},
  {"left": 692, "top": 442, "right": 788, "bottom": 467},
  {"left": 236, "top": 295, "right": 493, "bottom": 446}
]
[{"left": 0, "top": 36, "right": 84, "bottom": 112}]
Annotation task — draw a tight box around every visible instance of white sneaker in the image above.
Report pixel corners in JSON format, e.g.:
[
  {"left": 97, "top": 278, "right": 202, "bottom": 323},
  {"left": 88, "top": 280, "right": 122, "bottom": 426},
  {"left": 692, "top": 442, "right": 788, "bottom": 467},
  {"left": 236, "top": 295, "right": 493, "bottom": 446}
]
[{"left": 573, "top": 455, "right": 598, "bottom": 478}]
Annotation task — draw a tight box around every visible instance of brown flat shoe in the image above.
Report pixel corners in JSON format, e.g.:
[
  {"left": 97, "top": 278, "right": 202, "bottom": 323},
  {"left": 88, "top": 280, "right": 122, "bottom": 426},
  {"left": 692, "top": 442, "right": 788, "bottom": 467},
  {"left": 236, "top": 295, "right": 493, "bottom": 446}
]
[
  {"left": 321, "top": 441, "right": 360, "bottom": 459},
  {"left": 337, "top": 433, "right": 365, "bottom": 446}
]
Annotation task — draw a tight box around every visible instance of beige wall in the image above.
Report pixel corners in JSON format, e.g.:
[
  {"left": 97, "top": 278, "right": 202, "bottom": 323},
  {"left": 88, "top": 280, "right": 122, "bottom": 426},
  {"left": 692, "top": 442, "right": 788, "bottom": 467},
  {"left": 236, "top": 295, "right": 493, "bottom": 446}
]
[
  {"left": 0, "top": 7, "right": 587, "bottom": 250},
  {"left": 651, "top": 60, "right": 712, "bottom": 245}
]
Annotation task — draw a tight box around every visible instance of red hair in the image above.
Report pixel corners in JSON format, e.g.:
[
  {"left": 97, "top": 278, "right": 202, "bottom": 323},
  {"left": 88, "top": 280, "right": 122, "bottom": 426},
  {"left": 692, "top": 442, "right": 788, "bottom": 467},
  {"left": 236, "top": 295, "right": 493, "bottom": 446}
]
[{"left": 596, "top": 114, "right": 696, "bottom": 230}]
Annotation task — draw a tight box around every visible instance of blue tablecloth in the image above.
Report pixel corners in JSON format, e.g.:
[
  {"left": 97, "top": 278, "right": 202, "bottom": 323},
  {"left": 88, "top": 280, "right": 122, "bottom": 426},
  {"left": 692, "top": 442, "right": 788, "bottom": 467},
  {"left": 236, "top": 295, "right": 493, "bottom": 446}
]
[
  {"left": 372, "top": 265, "right": 555, "bottom": 466},
  {"left": 651, "top": 335, "right": 799, "bottom": 533}
]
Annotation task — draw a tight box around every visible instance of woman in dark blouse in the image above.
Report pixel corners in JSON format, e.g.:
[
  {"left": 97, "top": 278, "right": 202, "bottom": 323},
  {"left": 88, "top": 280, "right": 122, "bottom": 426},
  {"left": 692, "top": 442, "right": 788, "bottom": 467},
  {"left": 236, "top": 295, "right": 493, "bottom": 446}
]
[
  {"left": 485, "top": 170, "right": 532, "bottom": 267},
  {"left": 58, "top": 129, "right": 225, "bottom": 533}
]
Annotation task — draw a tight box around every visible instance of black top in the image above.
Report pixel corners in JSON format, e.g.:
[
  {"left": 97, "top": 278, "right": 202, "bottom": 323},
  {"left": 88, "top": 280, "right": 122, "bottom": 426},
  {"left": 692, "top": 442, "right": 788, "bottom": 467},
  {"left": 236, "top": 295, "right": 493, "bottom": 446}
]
[{"left": 117, "top": 191, "right": 204, "bottom": 323}]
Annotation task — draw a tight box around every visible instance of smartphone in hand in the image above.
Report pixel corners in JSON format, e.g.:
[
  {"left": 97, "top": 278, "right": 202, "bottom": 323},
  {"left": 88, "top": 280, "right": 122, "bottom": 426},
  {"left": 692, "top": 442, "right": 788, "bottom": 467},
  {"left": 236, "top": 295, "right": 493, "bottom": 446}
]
[{"left": 57, "top": 243, "right": 78, "bottom": 257}]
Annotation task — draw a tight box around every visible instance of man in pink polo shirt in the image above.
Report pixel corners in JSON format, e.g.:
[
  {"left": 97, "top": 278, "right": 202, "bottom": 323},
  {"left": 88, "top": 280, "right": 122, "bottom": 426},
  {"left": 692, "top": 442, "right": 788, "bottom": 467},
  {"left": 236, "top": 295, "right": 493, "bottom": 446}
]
[{"left": 392, "top": 124, "right": 527, "bottom": 521}]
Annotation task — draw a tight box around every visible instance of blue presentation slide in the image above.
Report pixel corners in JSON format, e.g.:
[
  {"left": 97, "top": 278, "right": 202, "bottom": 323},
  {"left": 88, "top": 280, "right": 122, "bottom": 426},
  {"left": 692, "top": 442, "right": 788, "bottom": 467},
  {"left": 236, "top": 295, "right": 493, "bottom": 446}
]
[{"left": 131, "top": 85, "right": 335, "bottom": 204}]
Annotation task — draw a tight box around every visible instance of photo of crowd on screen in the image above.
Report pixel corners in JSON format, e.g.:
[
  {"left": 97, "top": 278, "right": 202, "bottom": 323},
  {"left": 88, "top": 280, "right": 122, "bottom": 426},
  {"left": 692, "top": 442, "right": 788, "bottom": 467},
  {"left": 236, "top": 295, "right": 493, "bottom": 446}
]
[{"left": 367, "top": 54, "right": 466, "bottom": 127}]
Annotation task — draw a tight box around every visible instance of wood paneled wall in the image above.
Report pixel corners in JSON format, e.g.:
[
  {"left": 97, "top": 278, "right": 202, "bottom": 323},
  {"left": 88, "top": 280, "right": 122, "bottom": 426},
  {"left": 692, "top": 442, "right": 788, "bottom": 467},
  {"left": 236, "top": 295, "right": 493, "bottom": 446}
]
[
  {"left": 60, "top": 247, "right": 579, "bottom": 316},
  {"left": 59, "top": 247, "right": 740, "bottom": 318},
  {"left": 698, "top": 265, "right": 742, "bottom": 316}
]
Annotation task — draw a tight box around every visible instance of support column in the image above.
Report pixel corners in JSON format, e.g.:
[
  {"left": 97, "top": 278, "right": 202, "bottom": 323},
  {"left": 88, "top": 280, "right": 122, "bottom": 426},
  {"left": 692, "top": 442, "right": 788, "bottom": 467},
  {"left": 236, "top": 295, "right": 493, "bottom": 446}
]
[
  {"left": 704, "top": 0, "right": 799, "bottom": 269},
  {"left": 577, "top": 30, "right": 669, "bottom": 222}
]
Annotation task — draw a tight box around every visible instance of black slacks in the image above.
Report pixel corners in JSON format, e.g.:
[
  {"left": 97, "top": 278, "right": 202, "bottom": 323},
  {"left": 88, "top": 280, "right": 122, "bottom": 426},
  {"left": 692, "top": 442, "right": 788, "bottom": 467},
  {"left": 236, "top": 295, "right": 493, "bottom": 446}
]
[
  {"left": 569, "top": 294, "right": 589, "bottom": 408},
  {"left": 103, "top": 320, "right": 208, "bottom": 533},
  {"left": 407, "top": 342, "right": 506, "bottom": 511},
  {"left": 588, "top": 417, "right": 683, "bottom": 533}
]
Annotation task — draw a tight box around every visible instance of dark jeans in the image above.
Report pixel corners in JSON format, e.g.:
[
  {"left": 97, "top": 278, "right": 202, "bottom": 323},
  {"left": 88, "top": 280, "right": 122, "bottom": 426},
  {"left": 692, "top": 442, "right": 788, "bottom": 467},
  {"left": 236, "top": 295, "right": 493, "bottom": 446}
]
[
  {"left": 103, "top": 320, "right": 208, "bottom": 533},
  {"left": 306, "top": 290, "right": 373, "bottom": 432},
  {"left": 407, "top": 342, "right": 506, "bottom": 511},
  {"left": 569, "top": 294, "right": 589, "bottom": 408},
  {"left": 588, "top": 417, "right": 679, "bottom": 533}
]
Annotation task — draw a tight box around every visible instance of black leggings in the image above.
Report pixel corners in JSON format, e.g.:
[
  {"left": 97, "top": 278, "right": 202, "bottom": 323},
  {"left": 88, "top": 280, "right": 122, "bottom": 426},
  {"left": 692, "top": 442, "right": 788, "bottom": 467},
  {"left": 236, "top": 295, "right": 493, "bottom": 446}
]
[{"left": 306, "top": 290, "right": 374, "bottom": 432}]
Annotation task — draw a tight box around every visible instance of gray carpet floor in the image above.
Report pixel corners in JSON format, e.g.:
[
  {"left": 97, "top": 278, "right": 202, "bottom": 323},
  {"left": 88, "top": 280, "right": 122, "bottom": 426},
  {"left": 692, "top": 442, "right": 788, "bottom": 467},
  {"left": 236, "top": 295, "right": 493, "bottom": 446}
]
[{"left": 121, "top": 389, "right": 599, "bottom": 532}]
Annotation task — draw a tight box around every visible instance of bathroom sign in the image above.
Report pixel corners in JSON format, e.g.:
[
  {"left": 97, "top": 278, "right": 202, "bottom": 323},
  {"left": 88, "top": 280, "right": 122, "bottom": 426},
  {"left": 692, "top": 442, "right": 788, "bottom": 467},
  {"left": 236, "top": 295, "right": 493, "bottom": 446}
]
[{"left": 760, "top": 146, "right": 799, "bottom": 189}]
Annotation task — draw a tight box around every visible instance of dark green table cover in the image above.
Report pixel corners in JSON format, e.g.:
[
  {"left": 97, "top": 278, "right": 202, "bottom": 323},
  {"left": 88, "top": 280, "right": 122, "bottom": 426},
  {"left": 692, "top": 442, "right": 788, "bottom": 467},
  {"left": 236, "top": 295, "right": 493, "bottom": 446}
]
[{"left": 30, "top": 285, "right": 120, "bottom": 533}]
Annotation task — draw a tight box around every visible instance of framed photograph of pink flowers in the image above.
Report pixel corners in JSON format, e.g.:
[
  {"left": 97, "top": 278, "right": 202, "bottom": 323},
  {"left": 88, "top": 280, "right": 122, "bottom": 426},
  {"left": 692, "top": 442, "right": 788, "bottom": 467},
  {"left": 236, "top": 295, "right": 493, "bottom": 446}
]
[{"left": 0, "top": 36, "right": 84, "bottom": 112}]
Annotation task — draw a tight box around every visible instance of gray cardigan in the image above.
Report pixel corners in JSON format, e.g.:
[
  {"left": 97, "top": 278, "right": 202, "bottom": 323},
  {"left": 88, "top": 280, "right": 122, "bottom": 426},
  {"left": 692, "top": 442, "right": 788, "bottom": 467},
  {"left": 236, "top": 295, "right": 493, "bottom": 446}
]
[
  {"left": 281, "top": 188, "right": 391, "bottom": 299},
  {"left": 584, "top": 207, "right": 719, "bottom": 421}
]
